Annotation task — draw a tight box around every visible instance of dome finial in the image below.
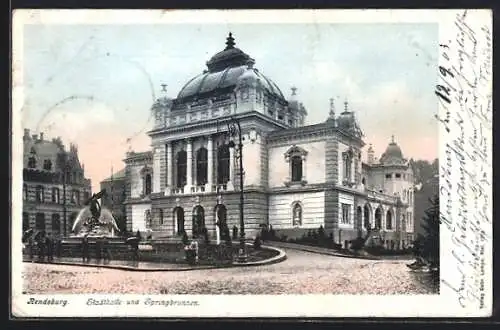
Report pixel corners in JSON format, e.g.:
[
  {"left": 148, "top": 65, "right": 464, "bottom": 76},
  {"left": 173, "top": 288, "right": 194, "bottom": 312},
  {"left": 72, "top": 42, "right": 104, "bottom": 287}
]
[
  {"left": 291, "top": 86, "right": 297, "bottom": 96},
  {"left": 225, "top": 32, "right": 236, "bottom": 50},
  {"left": 161, "top": 83, "right": 167, "bottom": 93},
  {"left": 344, "top": 98, "right": 349, "bottom": 112},
  {"left": 391, "top": 134, "right": 395, "bottom": 143}
]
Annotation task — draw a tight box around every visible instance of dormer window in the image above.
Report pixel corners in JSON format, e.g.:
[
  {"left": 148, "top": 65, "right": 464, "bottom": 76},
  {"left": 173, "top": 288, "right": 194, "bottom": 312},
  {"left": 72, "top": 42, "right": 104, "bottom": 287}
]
[{"left": 284, "top": 145, "right": 308, "bottom": 185}]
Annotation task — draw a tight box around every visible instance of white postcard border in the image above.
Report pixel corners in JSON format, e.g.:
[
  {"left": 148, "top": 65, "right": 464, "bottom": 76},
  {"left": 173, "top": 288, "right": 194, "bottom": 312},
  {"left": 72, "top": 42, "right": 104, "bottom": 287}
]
[{"left": 11, "top": 9, "right": 493, "bottom": 318}]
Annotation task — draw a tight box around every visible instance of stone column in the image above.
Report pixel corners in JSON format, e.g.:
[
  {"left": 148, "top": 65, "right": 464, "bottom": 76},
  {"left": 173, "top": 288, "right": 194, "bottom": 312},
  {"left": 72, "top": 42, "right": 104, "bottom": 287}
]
[
  {"left": 301, "top": 154, "right": 307, "bottom": 181},
  {"left": 186, "top": 139, "right": 193, "bottom": 190},
  {"left": 153, "top": 147, "right": 161, "bottom": 193},
  {"left": 166, "top": 142, "right": 173, "bottom": 193},
  {"left": 207, "top": 135, "right": 213, "bottom": 192}
]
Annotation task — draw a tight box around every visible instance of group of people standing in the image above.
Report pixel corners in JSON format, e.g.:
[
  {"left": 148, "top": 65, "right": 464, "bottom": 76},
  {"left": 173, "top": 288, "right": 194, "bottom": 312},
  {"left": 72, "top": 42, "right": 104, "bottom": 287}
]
[{"left": 25, "top": 231, "right": 62, "bottom": 262}]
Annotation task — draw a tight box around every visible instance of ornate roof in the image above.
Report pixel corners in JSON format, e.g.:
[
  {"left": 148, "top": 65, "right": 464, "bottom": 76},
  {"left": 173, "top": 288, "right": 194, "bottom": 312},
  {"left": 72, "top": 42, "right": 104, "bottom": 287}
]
[
  {"left": 175, "top": 33, "right": 285, "bottom": 104},
  {"left": 379, "top": 136, "right": 405, "bottom": 165}
]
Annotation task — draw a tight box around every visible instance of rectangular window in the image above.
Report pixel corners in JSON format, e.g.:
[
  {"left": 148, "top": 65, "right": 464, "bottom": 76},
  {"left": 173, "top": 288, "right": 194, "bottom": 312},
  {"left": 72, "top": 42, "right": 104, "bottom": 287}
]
[
  {"left": 395, "top": 173, "right": 401, "bottom": 178},
  {"left": 385, "top": 173, "right": 392, "bottom": 179},
  {"left": 341, "top": 204, "right": 351, "bottom": 224}
]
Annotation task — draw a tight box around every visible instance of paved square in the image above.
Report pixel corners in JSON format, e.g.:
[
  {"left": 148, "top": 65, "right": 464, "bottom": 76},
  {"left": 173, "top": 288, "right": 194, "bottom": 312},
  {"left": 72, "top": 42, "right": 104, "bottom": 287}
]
[{"left": 22, "top": 249, "right": 437, "bottom": 294}]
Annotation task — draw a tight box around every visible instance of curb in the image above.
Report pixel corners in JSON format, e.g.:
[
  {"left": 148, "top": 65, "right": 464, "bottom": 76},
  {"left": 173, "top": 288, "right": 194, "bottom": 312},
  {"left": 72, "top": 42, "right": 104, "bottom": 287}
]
[
  {"left": 265, "top": 242, "right": 381, "bottom": 260},
  {"left": 22, "top": 246, "right": 287, "bottom": 271}
]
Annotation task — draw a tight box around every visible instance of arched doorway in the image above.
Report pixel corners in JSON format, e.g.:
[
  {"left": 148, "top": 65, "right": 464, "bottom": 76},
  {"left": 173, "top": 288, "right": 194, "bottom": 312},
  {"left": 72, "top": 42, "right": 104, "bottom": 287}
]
[
  {"left": 173, "top": 207, "right": 185, "bottom": 235},
  {"left": 363, "top": 204, "right": 371, "bottom": 229},
  {"left": 375, "top": 207, "right": 382, "bottom": 229},
  {"left": 386, "top": 210, "right": 393, "bottom": 230},
  {"left": 192, "top": 205, "right": 205, "bottom": 238},
  {"left": 214, "top": 204, "right": 228, "bottom": 244}
]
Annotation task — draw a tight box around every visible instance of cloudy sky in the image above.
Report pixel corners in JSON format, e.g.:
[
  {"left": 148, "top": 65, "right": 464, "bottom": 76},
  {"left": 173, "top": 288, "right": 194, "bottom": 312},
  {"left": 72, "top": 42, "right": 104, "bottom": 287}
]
[{"left": 22, "top": 23, "right": 438, "bottom": 192}]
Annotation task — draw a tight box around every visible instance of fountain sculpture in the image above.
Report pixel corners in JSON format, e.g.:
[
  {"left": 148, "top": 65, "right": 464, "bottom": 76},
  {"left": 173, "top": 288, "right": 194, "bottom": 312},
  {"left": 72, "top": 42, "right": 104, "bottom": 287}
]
[{"left": 71, "top": 189, "right": 120, "bottom": 237}]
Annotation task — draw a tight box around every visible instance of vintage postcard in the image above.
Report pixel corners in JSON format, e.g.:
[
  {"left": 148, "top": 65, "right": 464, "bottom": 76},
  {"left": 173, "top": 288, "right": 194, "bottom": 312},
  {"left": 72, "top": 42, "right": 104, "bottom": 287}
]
[{"left": 11, "top": 9, "right": 492, "bottom": 318}]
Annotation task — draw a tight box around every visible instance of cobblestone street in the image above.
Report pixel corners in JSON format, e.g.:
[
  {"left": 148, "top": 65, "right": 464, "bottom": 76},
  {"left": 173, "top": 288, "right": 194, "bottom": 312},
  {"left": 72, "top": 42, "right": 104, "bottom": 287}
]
[{"left": 22, "top": 248, "right": 437, "bottom": 295}]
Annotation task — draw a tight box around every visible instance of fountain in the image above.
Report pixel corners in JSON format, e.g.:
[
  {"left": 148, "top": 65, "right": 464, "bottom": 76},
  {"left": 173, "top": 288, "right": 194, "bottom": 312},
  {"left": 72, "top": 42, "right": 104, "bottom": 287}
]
[{"left": 70, "top": 189, "right": 120, "bottom": 238}]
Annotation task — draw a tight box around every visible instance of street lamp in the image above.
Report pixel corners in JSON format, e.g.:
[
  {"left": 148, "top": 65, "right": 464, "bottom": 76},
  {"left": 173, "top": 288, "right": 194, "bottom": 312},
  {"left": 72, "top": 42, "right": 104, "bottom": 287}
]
[{"left": 219, "top": 115, "right": 247, "bottom": 262}]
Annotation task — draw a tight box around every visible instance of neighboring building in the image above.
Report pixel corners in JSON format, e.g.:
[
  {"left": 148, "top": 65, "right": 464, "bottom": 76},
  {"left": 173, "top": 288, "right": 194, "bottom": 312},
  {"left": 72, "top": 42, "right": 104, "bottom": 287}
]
[
  {"left": 99, "top": 168, "right": 127, "bottom": 229},
  {"left": 22, "top": 129, "right": 92, "bottom": 237},
  {"left": 124, "top": 33, "right": 415, "bottom": 249}
]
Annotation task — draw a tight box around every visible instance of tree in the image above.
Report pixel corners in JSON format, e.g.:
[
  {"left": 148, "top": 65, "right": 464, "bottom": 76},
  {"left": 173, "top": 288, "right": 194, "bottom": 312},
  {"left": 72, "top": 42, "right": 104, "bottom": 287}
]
[{"left": 418, "top": 194, "right": 440, "bottom": 268}]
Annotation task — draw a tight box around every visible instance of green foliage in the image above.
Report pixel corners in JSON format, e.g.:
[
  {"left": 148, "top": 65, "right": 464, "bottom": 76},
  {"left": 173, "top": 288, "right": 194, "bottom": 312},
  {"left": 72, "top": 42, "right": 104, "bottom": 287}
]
[{"left": 418, "top": 194, "right": 440, "bottom": 267}]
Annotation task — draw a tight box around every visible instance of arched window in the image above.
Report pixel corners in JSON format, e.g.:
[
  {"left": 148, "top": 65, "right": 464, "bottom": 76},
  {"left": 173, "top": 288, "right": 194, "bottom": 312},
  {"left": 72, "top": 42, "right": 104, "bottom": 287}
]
[
  {"left": 196, "top": 148, "right": 208, "bottom": 186},
  {"left": 158, "top": 208, "right": 164, "bottom": 226},
  {"left": 292, "top": 203, "right": 302, "bottom": 226},
  {"left": 291, "top": 156, "right": 303, "bottom": 182},
  {"left": 51, "top": 187, "right": 60, "bottom": 203},
  {"left": 23, "top": 184, "right": 28, "bottom": 201},
  {"left": 386, "top": 210, "right": 393, "bottom": 230},
  {"left": 363, "top": 204, "right": 371, "bottom": 229},
  {"left": 43, "top": 159, "right": 52, "bottom": 171},
  {"left": 35, "top": 213, "right": 45, "bottom": 232},
  {"left": 343, "top": 153, "right": 352, "bottom": 182},
  {"left": 36, "top": 185, "right": 44, "bottom": 203},
  {"left": 285, "top": 145, "right": 308, "bottom": 184},
  {"left": 23, "top": 212, "right": 30, "bottom": 232},
  {"left": 375, "top": 207, "right": 382, "bottom": 229},
  {"left": 217, "top": 145, "right": 230, "bottom": 184},
  {"left": 403, "top": 189, "right": 407, "bottom": 201},
  {"left": 401, "top": 214, "right": 406, "bottom": 232},
  {"left": 173, "top": 207, "right": 185, "bottom": 235},
  {"left": 145, "top": 174, "right": 152, "bottom": 195},
  {"left": 176, "top": 150, "right": 187, "bottom": 188},
  {"left": 83, "top": 191, "right": 90, "bottom": 202},
  {"left": 51, "top": 214, "right": 61, "bottom": 236},
  {"left": 192, "top": 205, "right": 205, "bottom": 237}
]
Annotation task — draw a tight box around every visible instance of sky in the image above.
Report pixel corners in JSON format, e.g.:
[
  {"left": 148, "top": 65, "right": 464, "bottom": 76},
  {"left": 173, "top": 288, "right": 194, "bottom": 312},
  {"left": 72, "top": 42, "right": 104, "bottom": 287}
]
[{"left": 22, "top": 23, "right": 438, "bottom": 192}]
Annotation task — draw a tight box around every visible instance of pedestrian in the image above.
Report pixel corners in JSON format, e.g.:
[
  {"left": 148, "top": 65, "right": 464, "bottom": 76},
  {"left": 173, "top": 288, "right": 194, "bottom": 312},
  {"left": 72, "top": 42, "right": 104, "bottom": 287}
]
[
  {"left": 82, "top": 234, "right": 90, "bottom": 262},
  {"left": 38, "top": 231, "right": 46, "bottom": 262},
  {"left": 28, "top": 236, "right": 34, "bottom": 260},
  {"left": 46, "top": 233, "right": 54, "bottom": 262}
]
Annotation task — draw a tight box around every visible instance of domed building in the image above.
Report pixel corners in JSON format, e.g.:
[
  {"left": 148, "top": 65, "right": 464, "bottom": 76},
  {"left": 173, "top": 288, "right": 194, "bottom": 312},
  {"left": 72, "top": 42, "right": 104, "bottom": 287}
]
[
  {"left": 124, "top": 33, "right": 415, "bottom": 249},
  {"left": 22, "top": 129, "right": 92, "bottom": 237}
]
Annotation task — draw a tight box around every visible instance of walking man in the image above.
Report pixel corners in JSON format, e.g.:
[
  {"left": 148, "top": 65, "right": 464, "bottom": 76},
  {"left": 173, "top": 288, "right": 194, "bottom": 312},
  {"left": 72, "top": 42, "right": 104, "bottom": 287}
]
[{"left": 46, "top": 233, "right": 54, "bottom": 262}]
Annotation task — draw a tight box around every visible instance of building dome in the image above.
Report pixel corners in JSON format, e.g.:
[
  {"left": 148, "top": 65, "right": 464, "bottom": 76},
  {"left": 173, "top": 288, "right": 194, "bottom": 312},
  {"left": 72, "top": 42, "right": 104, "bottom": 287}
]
[
  {"left": 175, "top": 33, "right": 285, "bottom": 104},
  {"left": 379, "top": 136, "right": 405, "bottom": 164}
]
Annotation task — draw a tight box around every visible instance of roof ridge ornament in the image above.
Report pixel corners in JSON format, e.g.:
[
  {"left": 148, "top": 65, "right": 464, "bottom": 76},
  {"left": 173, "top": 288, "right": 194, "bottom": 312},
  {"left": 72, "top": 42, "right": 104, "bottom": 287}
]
[
  {"left": 225, "top": 32, "right": 236, "bottom": 50},
  {"left": 329, "top": 97, "right": 336, "bottom": 119}
]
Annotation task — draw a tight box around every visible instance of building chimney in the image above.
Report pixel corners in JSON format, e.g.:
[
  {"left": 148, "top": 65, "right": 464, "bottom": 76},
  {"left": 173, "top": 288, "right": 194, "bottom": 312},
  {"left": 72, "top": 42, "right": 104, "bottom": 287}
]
[
  {"left": 24, "top": 129, "right": 30, "bottom": 137},
  {"left": 40, "top": 132, "right": 44, "bottom": 141},
  {"left": 32, "top": 134, "right": 38, "bottom": 141}
]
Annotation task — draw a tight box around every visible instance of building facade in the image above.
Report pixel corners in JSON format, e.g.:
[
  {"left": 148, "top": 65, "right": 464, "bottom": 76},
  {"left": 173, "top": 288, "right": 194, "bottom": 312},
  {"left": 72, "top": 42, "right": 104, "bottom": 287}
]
[
  {"left": 99, "top": 168, "right": 127, "bottom": 230},
  {"left": 22, "top": 129, "right": 92, "bottom": 238},
  {"left": 124, "top": 33, "right": 415, "bottom": 249}
]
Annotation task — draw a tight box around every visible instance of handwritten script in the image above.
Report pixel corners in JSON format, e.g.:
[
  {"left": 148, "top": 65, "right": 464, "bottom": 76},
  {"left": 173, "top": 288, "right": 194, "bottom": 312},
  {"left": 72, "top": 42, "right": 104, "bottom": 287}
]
[{"left": 435, "top": 10, "right": 492, "bottom": 309}]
